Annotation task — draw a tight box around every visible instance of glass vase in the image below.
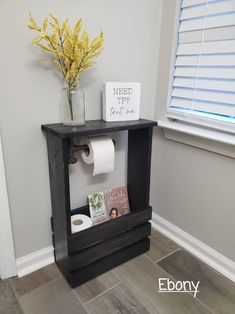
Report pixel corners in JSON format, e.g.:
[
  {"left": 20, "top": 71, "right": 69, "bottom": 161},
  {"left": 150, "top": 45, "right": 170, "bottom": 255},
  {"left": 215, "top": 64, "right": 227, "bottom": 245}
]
[{"left": 60, "top": 87, "right": 85, "bottom": 126}]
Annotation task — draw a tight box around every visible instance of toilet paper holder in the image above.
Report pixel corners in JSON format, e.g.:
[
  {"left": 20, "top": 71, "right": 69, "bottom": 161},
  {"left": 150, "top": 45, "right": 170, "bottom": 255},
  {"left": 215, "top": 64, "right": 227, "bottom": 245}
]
[{"left": 68, "top": 139, "right": 116, "bottom": 165}]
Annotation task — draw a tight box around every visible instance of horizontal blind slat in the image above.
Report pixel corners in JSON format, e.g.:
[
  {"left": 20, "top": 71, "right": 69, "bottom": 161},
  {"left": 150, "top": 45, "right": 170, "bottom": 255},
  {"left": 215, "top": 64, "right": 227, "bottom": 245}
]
[
  {"left": 173, "top": 77, "right": 235, "bottom": 92},
  {"left": 182, "top": 0, "right": 205, "bottom": 8},
  {"left": 179, "top": 13, "right": 235, "bottom": 32},
  {"left": 182, "top": 0, "right": 219, "bottom": 8},
  {"left": 172, "top": 87, "right": 235, "bottom": 105},
  {"left": 174, "top": 66, "right": 235, "bottom": 79},
  {"left": 179, "top": 30, "right": 202, "bottom": 43},
  {"left": 176, "top": 54, "right": 235, "bottom": 66},
  {"left": 181, "top": 0, "right": 235, "bottom": 20},
  {"left": 177, "top": 40, "right": 235, "bottom": 55},
  {"left": 179, "top": 26, "right": 235, "bottom": 43},
  {"left": 171, "top": 97, "right": 235, "bottom": 116}
]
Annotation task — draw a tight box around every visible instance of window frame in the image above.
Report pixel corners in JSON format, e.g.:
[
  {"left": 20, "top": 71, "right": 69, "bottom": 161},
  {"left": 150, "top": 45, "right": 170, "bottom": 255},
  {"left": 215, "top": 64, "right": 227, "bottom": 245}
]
[{"left": 166, "top": 0, "right": 235, "bottom": 135}]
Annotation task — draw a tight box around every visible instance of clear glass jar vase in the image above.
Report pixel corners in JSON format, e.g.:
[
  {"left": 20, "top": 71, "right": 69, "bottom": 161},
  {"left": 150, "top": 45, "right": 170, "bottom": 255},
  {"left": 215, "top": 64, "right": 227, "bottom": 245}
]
[{"left": 60, "top": 87, "right": 85, "bottom": 126}]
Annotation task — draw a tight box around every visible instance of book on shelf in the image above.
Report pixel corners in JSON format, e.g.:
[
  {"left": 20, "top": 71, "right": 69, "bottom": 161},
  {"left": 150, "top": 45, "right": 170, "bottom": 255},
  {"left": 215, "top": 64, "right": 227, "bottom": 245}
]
[{"left": 88, "top": 186, "right": 130, "bottom": 225}]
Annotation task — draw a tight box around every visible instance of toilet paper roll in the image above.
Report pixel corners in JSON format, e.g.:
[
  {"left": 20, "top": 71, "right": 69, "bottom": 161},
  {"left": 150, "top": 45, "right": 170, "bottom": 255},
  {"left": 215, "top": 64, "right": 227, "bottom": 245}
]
[
  {"left": 71, "top": 214, "right": 92, "bottom": 234},
  {"left": 80, "top": 136, "right": 115, "bottom": 176}
]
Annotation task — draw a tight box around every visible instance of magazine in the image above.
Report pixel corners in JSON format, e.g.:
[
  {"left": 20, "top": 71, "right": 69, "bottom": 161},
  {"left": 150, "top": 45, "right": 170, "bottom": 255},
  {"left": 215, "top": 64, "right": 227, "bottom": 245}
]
[
  {"left": 104, "top": 186, "right": 130, "bottom": 219},
  {"left": 88, "top": 186, "right": 130, "bottom": 225}
]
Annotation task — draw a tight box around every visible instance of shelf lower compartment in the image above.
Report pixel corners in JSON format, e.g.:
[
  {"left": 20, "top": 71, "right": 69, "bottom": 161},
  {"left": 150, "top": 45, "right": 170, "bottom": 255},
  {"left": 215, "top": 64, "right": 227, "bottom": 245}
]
[
  {"left": 68, "top": 237, "right": 150, "bottom": 288},
  {"left": 68, "top": 206, "right": 152, "bottom": 253},
  {"left": 68, "top": 222, "right": 151, "bottom": 271}
]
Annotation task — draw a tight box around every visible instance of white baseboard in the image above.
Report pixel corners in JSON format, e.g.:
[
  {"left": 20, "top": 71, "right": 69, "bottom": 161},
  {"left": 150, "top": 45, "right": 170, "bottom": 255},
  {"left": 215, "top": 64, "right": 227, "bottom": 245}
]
[
  {"left": 152, "top": 213, "right": 235, "bottom": 283},
  {"left": 16, "top": 246, "right": 54, "bottom": 278},
  {"left": 15, "top": 214, "right": 235, "bottom": 282}
]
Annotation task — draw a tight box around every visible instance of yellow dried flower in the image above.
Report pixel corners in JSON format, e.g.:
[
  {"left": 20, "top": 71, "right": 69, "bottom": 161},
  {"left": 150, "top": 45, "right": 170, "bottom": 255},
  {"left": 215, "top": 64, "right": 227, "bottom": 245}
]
[{"left": 27, "top": 13, "right": 104, "bottom": 89}]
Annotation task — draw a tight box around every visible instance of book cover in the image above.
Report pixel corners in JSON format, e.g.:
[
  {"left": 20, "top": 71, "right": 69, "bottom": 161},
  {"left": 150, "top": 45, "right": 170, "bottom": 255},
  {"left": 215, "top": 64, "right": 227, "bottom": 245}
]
[
  {"left": 88, "top": 186, "right": 130, "bottom": 225},
  {"left": 104, "top": 186, "right": 130, "bottom": 220},
  {"left": 88, "top": 192, "right": 108, "bottom": 225}
]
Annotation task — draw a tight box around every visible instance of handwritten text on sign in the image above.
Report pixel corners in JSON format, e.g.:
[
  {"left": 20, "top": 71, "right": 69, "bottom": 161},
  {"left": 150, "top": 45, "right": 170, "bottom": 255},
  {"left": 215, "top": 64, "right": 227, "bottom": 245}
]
[{"left": 103, "top": 82, "right": 141, "bottom": 122}]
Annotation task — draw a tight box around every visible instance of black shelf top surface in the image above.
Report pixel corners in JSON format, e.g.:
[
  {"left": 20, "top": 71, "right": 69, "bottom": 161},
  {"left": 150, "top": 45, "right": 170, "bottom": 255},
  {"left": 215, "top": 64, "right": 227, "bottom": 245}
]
[{"left": 41, "top": 119, "right": 158, "bottom": 138}]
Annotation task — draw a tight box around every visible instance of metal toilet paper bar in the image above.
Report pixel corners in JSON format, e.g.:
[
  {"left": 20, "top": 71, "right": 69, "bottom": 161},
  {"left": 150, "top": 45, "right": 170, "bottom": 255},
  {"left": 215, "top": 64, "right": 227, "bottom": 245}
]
[{"left": 68, "top": 138, "right": 116, "bottom": 165}]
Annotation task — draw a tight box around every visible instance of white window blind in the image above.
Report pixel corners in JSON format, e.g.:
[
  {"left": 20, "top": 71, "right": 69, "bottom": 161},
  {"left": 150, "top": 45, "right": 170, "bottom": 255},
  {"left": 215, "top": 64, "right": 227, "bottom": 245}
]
[{"left": 168, "top": 0, "right": 235, "bottom": 132}]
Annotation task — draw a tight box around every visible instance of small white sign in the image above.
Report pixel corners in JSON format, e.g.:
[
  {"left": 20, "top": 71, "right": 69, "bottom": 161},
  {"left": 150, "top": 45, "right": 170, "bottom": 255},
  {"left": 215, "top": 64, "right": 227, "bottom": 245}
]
[{"left": 102, "top": 82, "right": 141, "bottom": 122}]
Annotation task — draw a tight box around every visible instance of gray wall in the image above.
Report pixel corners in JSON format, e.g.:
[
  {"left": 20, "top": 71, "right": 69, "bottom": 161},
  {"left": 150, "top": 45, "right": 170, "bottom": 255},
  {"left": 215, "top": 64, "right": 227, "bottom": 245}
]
[
  {"left": 0, "top": 0, "right": 163, "bottom": 258},
  {"left": 2, "top": 0, "right": 233, "bottom": 263},
  {"left": 151, "top": 0, "right": 235, "bottom": 262}
]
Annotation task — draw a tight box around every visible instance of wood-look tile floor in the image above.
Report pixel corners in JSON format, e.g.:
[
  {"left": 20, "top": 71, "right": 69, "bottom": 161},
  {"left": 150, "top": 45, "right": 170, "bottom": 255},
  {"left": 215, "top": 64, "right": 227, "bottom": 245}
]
[{"left": 1, "top": 230, "right": 235, "bottom": 314}]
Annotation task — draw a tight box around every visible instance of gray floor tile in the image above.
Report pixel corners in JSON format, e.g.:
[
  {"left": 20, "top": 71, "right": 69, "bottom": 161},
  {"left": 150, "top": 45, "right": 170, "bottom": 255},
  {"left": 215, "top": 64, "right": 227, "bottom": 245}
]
[
  {"left": 74, "top": 270, "right": 120, "bottom": 304},
  {"left": 146, "top": 230, "right": 179, "bottom": 262},
  {"left": 158, "top": 250, "right": 235, "bottom": 314},
  {"left": 19, "top": 277, "right": 87, "bottom": 314},
  {"left": 0, "top": 279, "right": 22, "bottom": 314},
  {"left": 114, "top": 254, "right": 211, "bottom": 314},
  {"left": 2, "top": 234, "right": 234, "bottom": 314},
  {"left": 10, "top": 263, "right": 61, "bottom": 297},
  {"left": 86, "top": 282, "right": 154, "bottom": 314}
]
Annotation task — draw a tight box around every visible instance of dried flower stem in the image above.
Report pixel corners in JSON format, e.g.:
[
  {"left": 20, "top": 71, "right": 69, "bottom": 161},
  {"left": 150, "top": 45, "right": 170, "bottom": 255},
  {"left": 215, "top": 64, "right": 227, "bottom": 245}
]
[{"left": 27, "top": 13, "right": 104, "bottom": 121}]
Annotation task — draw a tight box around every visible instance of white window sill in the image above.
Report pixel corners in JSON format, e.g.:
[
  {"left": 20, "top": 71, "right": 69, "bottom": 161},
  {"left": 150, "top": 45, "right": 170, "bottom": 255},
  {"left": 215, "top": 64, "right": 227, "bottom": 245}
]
[{"left": 158, "top": 120, "right": 235, "bottom": 159}]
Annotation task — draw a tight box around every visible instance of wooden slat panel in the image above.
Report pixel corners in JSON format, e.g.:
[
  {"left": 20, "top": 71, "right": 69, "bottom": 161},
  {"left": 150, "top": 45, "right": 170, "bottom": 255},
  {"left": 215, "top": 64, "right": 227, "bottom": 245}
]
[
  {"left": 68, "top": 238, "right": 150, "bottom": 288},
  {"left": 46, "top": 133, "right": 71, "bottom": 281},
  {"left": 128, "top": 128, "right": 153, "bottom": 211},
  {"left": 68, "top": 223, "right": 151, "bottom": 271},
  {"left": 69, "top": 206, "right": 152, "bottom": 252}
]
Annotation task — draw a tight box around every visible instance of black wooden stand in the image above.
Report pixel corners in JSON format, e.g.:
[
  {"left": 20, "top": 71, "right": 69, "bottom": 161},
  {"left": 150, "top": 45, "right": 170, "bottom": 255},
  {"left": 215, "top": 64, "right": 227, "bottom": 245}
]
[{"left": 42, "top": 119, "right": 157, "bottom": 288}]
